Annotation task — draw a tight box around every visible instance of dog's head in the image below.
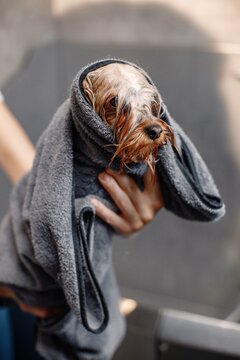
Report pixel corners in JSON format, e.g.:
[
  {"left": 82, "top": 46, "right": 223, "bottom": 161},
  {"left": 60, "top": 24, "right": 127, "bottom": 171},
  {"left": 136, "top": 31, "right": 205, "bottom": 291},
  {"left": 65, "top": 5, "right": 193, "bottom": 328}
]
[{"left": 82, "top": 63, "right": 175, "bottom": 172}]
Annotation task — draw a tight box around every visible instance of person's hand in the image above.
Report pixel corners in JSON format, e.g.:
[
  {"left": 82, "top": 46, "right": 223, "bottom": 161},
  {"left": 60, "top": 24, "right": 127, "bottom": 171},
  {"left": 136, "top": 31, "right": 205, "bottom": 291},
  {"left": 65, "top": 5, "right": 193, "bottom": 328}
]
[
  {"left": 16, "top": 301, "right": 63, "bottom": 319},
  {"left": 0, "top": 285, "right": 63, "bottom": 319},
  {"left": 91, "top": 167, "right": 164, "bottom": 235}
]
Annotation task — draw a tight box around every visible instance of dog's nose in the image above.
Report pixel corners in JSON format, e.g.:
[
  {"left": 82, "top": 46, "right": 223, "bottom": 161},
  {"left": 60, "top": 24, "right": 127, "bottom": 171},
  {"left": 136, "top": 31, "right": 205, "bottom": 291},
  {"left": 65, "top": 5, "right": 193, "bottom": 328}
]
[{"left": 145, "top": 125, "right": 162, "bottom": 140}]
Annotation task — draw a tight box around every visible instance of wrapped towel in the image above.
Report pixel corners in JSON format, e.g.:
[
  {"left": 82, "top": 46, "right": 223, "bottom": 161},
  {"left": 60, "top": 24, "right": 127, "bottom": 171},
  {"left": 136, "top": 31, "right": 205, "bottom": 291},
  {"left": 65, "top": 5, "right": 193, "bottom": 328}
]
[{"left": 0, "top": 58, "right": 225, "bottom": 359}]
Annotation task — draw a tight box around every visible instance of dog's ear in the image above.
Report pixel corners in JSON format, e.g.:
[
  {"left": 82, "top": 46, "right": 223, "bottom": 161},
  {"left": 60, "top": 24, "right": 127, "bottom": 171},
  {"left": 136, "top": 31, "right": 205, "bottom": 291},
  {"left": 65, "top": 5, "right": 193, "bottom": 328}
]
[{"left": 82, "top": 74, "right": 96, "bottom": 109}]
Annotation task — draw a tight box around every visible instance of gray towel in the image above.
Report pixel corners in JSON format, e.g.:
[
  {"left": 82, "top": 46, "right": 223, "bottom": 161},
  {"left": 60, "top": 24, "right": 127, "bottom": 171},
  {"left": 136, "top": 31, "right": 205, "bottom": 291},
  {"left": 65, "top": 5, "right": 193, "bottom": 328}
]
[{"left": 0, "top": 58, "right": 225, "bottom": 358}]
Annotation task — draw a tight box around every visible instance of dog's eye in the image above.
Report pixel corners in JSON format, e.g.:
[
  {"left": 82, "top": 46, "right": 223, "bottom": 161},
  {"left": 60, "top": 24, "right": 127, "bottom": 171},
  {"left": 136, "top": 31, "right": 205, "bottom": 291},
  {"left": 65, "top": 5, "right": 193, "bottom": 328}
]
[
  {"left": 151, "top": 99, "right": 159, "bottom": 116},
  {"left": 109, "top": 96, "right": 118, "bottom": 108}
]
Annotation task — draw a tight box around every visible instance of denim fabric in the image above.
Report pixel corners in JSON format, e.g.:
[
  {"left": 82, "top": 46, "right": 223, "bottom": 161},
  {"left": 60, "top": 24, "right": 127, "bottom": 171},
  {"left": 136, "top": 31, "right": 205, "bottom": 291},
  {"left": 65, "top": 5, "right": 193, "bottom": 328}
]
[{"left": 0, "top": 308, "right": 13, "bottom": 360}]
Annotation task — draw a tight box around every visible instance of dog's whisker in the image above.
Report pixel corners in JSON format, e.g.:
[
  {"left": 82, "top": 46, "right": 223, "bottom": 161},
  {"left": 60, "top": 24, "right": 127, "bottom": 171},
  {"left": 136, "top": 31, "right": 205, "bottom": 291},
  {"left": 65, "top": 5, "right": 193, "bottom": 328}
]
[{"left": 102, "top": 143, "right": 119, "bottom": 148}]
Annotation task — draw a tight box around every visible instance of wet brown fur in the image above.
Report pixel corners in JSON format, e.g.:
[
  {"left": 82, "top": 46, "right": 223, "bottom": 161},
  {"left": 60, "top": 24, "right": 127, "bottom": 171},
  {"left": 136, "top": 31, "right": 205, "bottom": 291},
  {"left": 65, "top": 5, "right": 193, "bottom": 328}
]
[{"left": 82, "top": 63, "right": 175, "bottom": 176}]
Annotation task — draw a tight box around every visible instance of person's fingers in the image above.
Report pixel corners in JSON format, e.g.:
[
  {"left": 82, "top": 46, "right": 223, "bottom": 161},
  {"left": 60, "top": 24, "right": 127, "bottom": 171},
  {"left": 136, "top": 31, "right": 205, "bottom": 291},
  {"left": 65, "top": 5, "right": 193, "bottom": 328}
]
[
  {"left": 95, "top": 168, "right": 164, "bottom": 235},
  {"left": 98, "top": 172, "right": 141, "bottom": 225},
  {"left": 18, "top": 302, "right": 50, "bottom": 318},
  {"left": 105, "top": 168, "right": 148, "bottom": 216},
  {"left": 91, "top": 197, "right": 143, "bottom": 234},
  {"left": 105, "top": 168, "right": 159, "bottom": 223},
  {"left": 105, "top": 168, "right": 139, "bottom": 194},
  {"left": 142, "top": 168, "right": 164, "bottom": 210},
  {"left": 142, "top": 166, "right": 155, "bottom": 189},
  {"left": 17, "top": 301, "right": 64, "bottom": 319},
  {"left": 0, "top": 285, "right": 16, "bottom": 299},
  {"left": 0, "top": 285, "right": 64, "bottom": 319}
]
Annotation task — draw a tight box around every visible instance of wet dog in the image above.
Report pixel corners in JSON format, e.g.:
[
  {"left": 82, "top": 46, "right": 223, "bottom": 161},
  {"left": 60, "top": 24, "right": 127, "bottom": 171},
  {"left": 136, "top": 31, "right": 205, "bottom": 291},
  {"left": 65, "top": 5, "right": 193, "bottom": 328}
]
[{"left": 82, "top": 63, "right": 175, "bottom": 174}]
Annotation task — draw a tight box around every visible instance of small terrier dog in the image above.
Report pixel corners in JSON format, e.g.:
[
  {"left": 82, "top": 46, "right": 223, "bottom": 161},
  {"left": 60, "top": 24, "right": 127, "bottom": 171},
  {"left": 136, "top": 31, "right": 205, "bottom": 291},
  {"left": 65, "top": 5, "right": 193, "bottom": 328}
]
[{"left": 82, "top": 63, "right": 175, "bottom": 174}]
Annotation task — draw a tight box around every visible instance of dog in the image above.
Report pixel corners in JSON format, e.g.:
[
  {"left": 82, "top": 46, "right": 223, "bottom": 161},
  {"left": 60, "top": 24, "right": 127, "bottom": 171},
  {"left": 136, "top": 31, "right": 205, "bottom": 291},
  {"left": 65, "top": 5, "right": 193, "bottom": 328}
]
[{"left": 82, "top": 63, "right": 175, "bottom": 174}]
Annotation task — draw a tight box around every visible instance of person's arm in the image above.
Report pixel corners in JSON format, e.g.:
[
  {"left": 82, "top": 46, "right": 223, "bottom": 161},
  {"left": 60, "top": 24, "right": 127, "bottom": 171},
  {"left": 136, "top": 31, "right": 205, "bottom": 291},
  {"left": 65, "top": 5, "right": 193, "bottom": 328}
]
[{"left": 0, "top": 93, "right": 35, "bottom": 183}]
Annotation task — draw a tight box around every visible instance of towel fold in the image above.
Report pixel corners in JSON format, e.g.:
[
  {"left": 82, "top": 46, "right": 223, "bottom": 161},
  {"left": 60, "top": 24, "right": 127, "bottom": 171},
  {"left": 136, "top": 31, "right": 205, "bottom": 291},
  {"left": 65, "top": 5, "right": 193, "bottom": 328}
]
[
  {"left": 156, "top": 105, "right": 225, "bottom": 221},
  {"left": 0, "top": 58, "right": 225, "bottom": 354}
]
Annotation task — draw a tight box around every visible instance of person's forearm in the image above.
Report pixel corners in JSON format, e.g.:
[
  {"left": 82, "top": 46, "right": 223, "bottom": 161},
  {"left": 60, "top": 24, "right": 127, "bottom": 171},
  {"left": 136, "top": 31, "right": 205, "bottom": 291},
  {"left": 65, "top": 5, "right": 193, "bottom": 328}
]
[{"left": 0, "top": 100, "right": 35, "bottom": 184}]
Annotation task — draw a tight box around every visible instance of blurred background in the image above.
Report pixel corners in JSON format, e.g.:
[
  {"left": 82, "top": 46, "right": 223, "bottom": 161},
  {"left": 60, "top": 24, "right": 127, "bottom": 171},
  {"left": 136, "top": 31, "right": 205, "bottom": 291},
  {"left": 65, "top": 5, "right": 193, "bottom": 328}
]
[{"left": 0, "top": 0, "right": 240, "bottom": 359}]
